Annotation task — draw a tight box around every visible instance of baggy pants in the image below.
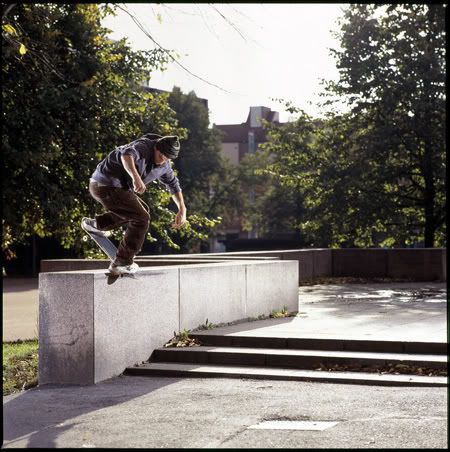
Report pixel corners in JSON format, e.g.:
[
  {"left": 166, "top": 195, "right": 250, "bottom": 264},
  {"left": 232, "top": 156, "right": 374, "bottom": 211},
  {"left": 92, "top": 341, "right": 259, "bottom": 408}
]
[{"left": 89, "top": 181, "right": 150, "bottom": 265}]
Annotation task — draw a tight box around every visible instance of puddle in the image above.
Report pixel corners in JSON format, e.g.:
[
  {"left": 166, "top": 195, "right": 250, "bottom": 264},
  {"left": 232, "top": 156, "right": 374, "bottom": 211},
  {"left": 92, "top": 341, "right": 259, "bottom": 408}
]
[{"left": 333, "top": 288, "right": 446, "bottom": 303}]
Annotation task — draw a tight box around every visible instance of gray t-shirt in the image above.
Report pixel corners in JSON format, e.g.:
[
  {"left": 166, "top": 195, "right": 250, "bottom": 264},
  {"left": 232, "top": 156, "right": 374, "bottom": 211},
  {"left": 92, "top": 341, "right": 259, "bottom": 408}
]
[{"left": 91, "top": 134, "right": 181, "bottom": 194}]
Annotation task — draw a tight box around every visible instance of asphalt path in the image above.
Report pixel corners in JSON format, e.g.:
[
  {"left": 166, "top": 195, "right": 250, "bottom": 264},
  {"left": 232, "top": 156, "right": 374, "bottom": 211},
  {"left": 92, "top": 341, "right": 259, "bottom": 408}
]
[{"left": 2, "top": 376, "right": 447, "bottom": 448}]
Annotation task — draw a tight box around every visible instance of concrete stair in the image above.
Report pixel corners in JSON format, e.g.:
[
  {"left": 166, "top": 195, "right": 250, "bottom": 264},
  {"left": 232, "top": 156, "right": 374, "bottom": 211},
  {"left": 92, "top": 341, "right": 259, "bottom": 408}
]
[{"left": 124, "top": 334, "right": 447, "bottom": 386}]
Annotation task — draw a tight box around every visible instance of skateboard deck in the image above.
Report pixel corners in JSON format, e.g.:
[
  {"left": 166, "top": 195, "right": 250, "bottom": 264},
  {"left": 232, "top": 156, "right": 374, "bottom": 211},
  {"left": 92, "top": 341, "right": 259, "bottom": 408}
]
[
  {"left": 82, "top": 222, "right": 139, "bottom": 279},
  {"left": 84, "top": 229, "right": 117, "bottom": 262}
]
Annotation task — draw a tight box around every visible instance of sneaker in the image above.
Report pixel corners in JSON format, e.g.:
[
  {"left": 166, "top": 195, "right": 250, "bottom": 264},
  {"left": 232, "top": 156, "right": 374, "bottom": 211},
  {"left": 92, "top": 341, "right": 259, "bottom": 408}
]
[
  {"left": 108, "top": 262, "right": 140, "bottom": 276},
  {"left": 81, "top": 217, "right": 104, "bottom": 235}
]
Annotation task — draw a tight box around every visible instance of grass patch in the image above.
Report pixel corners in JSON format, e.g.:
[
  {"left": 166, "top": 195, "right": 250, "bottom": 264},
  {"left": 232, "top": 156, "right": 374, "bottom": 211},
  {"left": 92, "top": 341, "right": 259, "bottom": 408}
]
[{"left": 3, "top": 339, "right": 39, "bottom": 396}]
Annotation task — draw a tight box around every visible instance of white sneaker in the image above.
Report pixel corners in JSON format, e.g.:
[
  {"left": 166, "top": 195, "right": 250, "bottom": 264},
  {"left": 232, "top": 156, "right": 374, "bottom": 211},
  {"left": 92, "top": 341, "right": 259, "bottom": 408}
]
[
  {"left": 81, "top": 217, "right": 104, "bottom": 235},
  {"left": 108, "top": 262, "right": 140, "bottom": 276}
]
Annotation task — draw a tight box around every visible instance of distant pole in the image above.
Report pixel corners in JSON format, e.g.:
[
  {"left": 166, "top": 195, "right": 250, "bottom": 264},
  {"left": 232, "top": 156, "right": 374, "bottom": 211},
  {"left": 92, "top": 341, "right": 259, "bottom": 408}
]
[{"left": 32, "top": 235, "right": 37, "bottom": 277}]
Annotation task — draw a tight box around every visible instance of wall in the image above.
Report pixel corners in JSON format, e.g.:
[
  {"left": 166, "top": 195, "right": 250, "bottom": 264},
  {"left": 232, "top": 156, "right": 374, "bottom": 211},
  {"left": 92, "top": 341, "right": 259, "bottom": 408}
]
[{"left": 221, "top": 142, "right": 240, "bottom": 166}]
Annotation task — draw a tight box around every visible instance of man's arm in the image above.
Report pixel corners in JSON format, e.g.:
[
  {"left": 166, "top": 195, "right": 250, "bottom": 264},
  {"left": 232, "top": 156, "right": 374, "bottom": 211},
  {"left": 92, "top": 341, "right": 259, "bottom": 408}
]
[
  {"left": 171, "top": 191, "right": 187, "bottom": 229},
  {"left": 121, "top": 154, "right": 146, "bottom": 194}
]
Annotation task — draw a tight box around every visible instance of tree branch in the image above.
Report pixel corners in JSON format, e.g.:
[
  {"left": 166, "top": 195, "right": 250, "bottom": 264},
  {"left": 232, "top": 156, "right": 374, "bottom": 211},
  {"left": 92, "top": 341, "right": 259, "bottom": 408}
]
[{"left": 116, "top": 3, "right": 235, "bottom": 95}]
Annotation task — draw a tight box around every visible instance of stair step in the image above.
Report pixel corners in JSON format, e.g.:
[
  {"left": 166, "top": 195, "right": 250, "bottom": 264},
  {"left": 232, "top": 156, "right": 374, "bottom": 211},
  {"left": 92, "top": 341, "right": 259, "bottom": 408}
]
[
  {"left": 189, "top": 334, "right": 447, "bottom": 355},
  {"left": 152, "top": 346, "right": 447, "bottom": 371},
  {"left": 124, "top": 362, "right": 447, "bottom": 387}
]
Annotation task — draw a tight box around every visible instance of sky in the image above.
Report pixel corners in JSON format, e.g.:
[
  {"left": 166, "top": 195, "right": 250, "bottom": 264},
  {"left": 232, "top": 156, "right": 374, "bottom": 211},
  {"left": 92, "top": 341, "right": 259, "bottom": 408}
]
[{"left": 102, "top": 3, "right": 347, "bottom": 126}]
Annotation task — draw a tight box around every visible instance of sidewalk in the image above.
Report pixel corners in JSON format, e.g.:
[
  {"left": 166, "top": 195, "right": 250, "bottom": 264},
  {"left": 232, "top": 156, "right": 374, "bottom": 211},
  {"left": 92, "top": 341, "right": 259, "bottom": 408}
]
[
  {"left": 2, "top": 278, "right": 39, "bottom": 342},
  {"left": 195, "top": 282, "right": 447, "bottom": 343}
]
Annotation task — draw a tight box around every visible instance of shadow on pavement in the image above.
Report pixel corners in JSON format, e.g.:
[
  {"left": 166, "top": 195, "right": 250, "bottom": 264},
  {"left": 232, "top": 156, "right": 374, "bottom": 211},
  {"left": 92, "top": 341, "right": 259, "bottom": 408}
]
[{"left": 2, "top": 375, "right": 181, "bottom": 448}]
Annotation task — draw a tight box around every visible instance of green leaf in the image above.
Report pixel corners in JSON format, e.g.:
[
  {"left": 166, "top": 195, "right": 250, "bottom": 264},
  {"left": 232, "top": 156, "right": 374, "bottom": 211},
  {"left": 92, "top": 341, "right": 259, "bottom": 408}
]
[{"left": 2, "top": 24, "right": 17, "bottom": 35}]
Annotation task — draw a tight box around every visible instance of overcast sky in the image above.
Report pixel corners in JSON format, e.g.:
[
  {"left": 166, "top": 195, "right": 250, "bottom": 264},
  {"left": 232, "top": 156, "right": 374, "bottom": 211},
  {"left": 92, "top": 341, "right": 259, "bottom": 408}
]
[{"left": 102, "top": 3, "right": 347, "bottom": 125}]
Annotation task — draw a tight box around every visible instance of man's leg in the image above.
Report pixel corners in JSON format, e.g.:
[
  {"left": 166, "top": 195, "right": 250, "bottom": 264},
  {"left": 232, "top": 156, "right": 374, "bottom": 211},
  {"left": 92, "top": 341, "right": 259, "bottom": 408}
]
[{"left": 89, "top": 182, "right": 150, "bottom": 265}]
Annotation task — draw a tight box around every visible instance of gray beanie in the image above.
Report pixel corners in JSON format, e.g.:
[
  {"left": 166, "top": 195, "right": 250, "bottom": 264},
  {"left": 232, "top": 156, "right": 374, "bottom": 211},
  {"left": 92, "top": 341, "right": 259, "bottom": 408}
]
[{"left": 157, "top": 136, "right": 180, "bottom": 159}]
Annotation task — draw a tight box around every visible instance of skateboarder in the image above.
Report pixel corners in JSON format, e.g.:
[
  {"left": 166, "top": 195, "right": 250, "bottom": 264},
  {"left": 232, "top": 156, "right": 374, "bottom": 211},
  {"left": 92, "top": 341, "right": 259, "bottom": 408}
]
[{"left": 82, "top": 133, "right": 186, "bottom": 275}]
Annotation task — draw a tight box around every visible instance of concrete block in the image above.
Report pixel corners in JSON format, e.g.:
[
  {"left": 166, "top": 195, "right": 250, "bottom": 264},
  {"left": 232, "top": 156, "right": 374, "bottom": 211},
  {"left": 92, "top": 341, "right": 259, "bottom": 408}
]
[
  {"left": 39, "top": 273, "right": 95, "bottom": 385},
  {"left": 387, "top": 249, "right": 445, "bottom": 281},
  {"left": 40, "top": 259, "right": 224, "bottom": 273},
  {"left": 246, "top": 261, "right": 299, "bottom": 318},
  {"left": 39, "top": 267, "right": 179, "bottom": 385},
  {"left": 313, "top": 249, "right": 333, "bottom": 278},
  {"left": 208, "top": 250, "right": 286, "bottom": 259},
  {"left": 93, "top": 268, "right": 179, "bottom": 383},
  {"left": 40, "top": 260, "right": 109, "bottom": 272},
  {"left": 289, "top": 251, "right": 314, "bottom": 281},
  {"left": 443, "top": 249, "right": 447, "bottom": 281},
  {"left": 179, "top": 263, "right": 246, "bottom": 331},
  {"left": 332, "top": 249, "right": 387, "bottom": 277}
]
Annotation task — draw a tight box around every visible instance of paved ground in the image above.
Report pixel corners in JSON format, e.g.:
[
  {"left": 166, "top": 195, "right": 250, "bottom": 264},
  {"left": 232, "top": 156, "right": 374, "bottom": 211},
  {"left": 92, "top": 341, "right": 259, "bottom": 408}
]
[
  {"left": 2, "top": 376, "right": 447, "bottom": 448},
  {"left": 2, "top": 278, "right": 39, "bottom": 342},
  {"left": 2, "top": 279, "right": 447, "bottom": 448},
  {"left": 195, "top": 282, "right": 447, "bottom": 343}
]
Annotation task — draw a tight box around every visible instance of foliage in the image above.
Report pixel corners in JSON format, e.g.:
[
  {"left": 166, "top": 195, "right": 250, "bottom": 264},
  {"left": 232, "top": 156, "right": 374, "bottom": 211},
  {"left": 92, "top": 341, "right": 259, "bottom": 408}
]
[
  {"left": 237, "top": 146, "right": 303, "bottom": 238},
  {"left": 269, "top": 306, "right": 295, "bottom": 318},
  {"left": 166, "top": 87, "right": 234, "bottom": 251},
  {"left": 2, "top": 4, "right": 223, "bottom": 260},
  {"left": 321, "top": 4, "right": 446, "bottom": 247},
  {"left": 262, "top": 4, "right": 446, "bottom": 247},
  {"left": 164, "top": 330, "right": 201, "bottom": 347},
  {"left": 197, "top": 318, "right": 215, "bottom": 330},
  {"left": 3, "top": 339, "right": 39, "bottom": 395}
]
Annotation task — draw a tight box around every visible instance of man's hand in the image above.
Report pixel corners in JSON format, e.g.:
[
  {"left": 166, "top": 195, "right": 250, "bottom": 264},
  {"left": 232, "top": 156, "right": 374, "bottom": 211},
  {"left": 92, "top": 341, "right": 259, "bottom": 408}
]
[
  {"left": 132, "top": 177, "right": 146, "bottom": 194},
  {"left": 173, "top": 208, "right": 187, "bottom": 229},
  {"left": 171, "top": 191, "right": 187, "bottom": 229},
  {"left": 121, "top": 154, "right": 146, "bottom": 194}
]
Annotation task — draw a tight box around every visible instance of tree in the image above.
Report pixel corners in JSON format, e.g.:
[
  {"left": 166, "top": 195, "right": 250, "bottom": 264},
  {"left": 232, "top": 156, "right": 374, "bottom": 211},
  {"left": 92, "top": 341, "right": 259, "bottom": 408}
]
[
  {"left": 166, "top": 87, "right": 236, "bottom": 251},
  {"left": 236, "top": 147, "right": 303, "bottom": 239},
  {"left": 2, "top": 4, "right": 217, "bottom": 264},
  {"left": 322, "top": 4, "right": 446, "bottom": 247},
  {"left": 261, "top": 5, "right": 446, "bottom": 248}
]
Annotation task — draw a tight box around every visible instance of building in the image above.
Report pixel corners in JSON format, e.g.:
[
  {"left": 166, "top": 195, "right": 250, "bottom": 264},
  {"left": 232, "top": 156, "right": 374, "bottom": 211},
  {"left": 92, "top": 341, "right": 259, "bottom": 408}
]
[
  {"left": 215, "top": 106, "right": 280, "bottom": 165},
  {"left": 213, "top": 107, "right": 292, "bottom": 248}
]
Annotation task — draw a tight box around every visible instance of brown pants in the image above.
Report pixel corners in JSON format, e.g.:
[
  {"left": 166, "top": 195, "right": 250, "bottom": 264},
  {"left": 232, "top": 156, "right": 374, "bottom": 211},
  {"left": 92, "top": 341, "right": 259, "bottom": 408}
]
[{"left": 89, "top": 181, "right": 150, "bottom": 265}]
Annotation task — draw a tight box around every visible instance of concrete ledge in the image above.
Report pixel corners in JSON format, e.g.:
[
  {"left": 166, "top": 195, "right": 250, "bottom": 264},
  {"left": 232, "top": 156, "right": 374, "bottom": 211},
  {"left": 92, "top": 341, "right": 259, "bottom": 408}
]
[
  {"left": 332, "top": 248, "right": 446, "bottom": 281},
  {"left": 200, "top": 248, "right": 446, "bottom": 282},
  {"left": 189, "top": 249, "right": 332, "bottom": 284},
  {"left": 40, "top": 259, "right": 240, "bottom": 273},
  {"left": 387, "top": 249, "right": 445, "bottom": 280},
  {"left": 41, "top": 248, "right": 446, "bottom": 282},
  {"left": 39, "top": 260, "right": 298, "bottom": 385},
  {"left": 332, "top": 249, "right": 387, "bottom": 278}
]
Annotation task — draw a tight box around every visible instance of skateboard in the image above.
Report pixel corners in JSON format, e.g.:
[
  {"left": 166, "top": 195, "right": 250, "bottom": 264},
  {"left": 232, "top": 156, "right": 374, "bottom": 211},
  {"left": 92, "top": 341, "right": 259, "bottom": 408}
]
[{"left": 82, "top": 227, "right": 138, "bottom": 279}]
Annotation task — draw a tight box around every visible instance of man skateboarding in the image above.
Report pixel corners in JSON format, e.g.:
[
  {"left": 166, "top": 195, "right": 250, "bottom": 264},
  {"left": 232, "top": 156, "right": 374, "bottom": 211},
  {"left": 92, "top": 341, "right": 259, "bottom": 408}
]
[{"left": 82, "top": 133, "right": 186, "bottom": 276}]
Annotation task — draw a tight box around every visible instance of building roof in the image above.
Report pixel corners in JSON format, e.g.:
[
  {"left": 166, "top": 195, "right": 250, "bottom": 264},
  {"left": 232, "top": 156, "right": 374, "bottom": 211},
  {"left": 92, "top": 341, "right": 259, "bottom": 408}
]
[{"left": 215, "top": 106, "right": 281, "bottom": 143}]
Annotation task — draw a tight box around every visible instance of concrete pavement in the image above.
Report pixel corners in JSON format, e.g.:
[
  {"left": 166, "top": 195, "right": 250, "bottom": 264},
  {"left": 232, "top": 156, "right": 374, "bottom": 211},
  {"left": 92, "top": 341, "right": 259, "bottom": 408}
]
[
  {"left": 2, "top": 376, "right": 447, "bottom": 448},
  {"left": 2, "top": 280, "right": 447, "bottom": 448},
  {"left": 192, "top": 282, "right": 447, "bottom": 342}
]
